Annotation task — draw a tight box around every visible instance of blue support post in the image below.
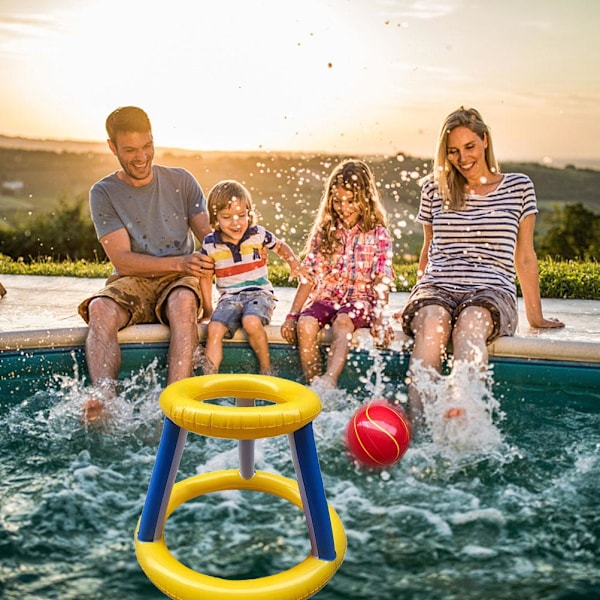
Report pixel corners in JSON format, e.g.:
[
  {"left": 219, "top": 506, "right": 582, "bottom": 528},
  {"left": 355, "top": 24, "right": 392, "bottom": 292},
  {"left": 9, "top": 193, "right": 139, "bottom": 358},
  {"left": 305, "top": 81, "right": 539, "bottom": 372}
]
[
  {"left": 137, "top": 417, "right": 188, "bottom": 542},
  {"left": 289, "top": 423, "right": 336, "bottom": 561}
]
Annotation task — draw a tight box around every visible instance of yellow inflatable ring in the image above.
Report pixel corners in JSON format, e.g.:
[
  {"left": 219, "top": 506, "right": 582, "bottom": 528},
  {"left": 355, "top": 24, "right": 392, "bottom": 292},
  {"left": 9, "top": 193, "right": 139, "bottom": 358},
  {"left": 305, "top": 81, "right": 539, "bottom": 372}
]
[
  {"left": 135, "top": 469, "right": 347, "bottom": 600},
  {"left": 160, "top": 374, "right": 322, "bottom": 440}
]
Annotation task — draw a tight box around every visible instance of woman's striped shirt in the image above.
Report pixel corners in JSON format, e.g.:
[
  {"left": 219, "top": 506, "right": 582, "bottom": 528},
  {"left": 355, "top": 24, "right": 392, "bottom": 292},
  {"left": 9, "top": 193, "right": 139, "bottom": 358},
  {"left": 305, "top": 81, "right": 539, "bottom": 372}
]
[{"left": 416, "top": 172, "right": 538, "bottom": 300}]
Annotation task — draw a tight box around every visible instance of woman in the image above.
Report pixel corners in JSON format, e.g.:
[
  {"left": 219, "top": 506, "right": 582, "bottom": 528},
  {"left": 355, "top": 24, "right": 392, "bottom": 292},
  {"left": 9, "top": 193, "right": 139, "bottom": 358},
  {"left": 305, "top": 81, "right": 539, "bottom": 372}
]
[{"left": 399, "top": 106, "right": 564, "bottom": 422}]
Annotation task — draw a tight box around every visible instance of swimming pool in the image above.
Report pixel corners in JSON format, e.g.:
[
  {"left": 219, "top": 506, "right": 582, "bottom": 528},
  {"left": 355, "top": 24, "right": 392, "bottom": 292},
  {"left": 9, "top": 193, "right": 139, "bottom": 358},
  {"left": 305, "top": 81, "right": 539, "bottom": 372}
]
[{"left": 0, "top": 334, "right": 599, "bottom": 599}]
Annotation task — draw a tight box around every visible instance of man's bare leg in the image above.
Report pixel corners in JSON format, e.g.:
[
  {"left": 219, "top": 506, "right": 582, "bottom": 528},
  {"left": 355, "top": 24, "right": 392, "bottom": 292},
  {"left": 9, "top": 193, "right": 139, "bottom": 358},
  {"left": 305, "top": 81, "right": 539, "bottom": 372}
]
[
  {"left": 164, "top": 287, "right": 200, "bottom": 384},
  {"left": 83, "top": 296, "right": 129, "bottom": 422}
]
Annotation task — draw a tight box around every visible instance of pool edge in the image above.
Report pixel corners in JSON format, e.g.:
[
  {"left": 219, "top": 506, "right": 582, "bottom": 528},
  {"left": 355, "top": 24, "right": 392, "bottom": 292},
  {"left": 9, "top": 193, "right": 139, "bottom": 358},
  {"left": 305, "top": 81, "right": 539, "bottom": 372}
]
[{"left": 1, "top": 324, "right": 599, "bottom": 365}]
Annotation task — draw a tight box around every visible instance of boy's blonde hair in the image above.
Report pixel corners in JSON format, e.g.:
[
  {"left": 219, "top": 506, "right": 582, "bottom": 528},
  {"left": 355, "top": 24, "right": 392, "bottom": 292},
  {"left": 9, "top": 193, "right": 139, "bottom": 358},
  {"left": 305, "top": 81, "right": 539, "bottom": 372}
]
[{"left": 207, "top": 180, "right": 256, "bottom": 229}]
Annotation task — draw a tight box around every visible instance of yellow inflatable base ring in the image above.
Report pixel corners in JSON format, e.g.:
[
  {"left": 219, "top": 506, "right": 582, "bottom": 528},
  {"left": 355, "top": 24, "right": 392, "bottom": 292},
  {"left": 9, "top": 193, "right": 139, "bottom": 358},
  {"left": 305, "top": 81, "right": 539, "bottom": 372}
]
[{"left": 135, "top": 469, "right": 346, "bottom": 600}]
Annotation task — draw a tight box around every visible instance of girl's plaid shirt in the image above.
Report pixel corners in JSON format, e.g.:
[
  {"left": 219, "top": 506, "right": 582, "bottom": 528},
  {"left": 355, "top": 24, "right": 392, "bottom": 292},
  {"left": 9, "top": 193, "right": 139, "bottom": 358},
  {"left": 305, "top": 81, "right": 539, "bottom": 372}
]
[{"left": 303, "top": 221, "right": 393, "bottom": 305}]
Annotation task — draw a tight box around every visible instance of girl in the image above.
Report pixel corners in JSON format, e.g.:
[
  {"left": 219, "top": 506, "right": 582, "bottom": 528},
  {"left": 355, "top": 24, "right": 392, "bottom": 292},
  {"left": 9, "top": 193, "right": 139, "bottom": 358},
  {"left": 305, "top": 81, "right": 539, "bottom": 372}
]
[{"left": 281, "top": 159, "right": 394, "bottom": 388}]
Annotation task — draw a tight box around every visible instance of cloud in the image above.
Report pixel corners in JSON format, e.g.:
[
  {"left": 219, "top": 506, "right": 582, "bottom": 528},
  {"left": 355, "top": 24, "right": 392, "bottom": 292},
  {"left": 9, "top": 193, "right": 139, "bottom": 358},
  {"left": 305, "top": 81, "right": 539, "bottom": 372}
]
[
  {"left": 518, "top": 19, "right": 555, "bottom": 33},
  {"left": 0, "top": 11, "right": 68, "bottom": 56},
  {"left": 0, "top": 13, "right": 56, "bottom": 36},
  {"left": 377, "top": 0, "right": 459, "bottom": 20}
]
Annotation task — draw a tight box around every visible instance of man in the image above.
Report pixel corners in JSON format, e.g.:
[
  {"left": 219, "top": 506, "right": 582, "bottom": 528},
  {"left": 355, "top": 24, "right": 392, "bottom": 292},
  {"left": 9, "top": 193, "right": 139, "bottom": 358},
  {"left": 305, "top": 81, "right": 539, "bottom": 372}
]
[{"left": 78, "top": 106, "right": 212, "bottom": 421}]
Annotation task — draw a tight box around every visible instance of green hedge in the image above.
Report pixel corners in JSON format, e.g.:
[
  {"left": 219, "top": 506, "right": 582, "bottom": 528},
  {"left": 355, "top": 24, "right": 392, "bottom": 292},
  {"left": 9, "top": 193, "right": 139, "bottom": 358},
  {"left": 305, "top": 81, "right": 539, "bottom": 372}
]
[
  {"left": 271, "top": 257, "right": 600, "bottom": 300},
  {"left": 533, "top": 258, "right": 600, "bottom": 299},
  {"left": 1, "top": 255, "right": 598, "bottom": 300}
]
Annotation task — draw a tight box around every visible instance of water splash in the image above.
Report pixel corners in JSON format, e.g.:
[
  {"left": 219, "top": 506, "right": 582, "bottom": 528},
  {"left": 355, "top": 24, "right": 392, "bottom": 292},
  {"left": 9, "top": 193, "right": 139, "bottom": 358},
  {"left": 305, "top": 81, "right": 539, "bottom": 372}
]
[
  {"left": 411, "top": 359, "right": 507, "bottom": 463},
  {"left": 353, "top": 328, "right": 409, "bottom": 409},
  {"left": 27, "top": 358, "right": 166, "bottom": 442},
  {"left": 2, "top": 347, "right": 599, "bottom": 600}
]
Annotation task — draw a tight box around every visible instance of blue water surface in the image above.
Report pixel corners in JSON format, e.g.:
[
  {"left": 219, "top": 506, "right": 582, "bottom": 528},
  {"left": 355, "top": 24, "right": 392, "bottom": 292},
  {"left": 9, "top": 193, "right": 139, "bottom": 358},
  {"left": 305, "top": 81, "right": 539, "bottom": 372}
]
[{"left": 0, "top": 343, "right": 599, "bottom": 600}]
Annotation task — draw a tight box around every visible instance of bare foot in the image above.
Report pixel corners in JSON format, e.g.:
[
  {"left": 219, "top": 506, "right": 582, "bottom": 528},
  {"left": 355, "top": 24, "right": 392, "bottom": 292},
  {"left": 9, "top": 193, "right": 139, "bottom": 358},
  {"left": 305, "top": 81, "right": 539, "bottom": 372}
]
[
  {"left": 444, "top": 407, "right": 466, "bottom": 419},
  {"left": 311, "top": 375, "right": 337, "bottom": 390},
  {"left": 198, "top": 354, "right": 217, "bottom": 375},
  {"left": 81, "top": 398, "right": 107, "bottom": 426}
]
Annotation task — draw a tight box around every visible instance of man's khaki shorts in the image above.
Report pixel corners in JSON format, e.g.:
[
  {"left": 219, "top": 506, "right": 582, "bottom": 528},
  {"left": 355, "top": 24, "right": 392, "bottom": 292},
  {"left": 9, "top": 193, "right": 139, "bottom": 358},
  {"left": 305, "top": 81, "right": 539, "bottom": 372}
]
[{"left": 78, "top": 273, "right": 203, "bottom": 329}]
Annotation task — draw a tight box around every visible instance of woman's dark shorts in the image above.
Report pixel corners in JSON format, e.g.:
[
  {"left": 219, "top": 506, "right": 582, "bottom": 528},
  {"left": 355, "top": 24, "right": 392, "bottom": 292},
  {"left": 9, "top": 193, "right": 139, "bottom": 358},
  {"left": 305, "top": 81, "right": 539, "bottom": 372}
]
[{"left": 401, "top": 283, "right": 518, "bottom": 343}]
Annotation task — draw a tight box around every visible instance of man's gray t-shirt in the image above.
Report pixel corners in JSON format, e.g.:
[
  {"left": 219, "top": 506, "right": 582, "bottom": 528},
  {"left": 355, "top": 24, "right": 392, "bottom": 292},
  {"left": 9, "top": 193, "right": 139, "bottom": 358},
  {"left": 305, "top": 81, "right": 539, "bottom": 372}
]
[{"left": 90, "top": 165, "right": 206, "bottom": 258}]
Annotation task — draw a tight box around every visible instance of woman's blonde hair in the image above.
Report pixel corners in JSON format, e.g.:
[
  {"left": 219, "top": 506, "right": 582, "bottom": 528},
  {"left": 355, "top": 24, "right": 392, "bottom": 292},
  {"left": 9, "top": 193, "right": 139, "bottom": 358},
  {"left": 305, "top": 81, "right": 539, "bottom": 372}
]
[
  {"left": 304, "top": 159, "right": 388, "bottom": 256},
  {"left": 433, "top": 106, "right": 500, "bottom": 211},
  {"left": 206, "top": 180, "right": 256, "bottom": 229}
]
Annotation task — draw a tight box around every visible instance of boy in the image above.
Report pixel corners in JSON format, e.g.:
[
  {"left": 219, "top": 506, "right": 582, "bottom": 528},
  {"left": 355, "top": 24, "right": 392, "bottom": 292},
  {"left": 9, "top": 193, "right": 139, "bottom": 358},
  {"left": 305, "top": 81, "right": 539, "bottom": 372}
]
[{"left": 200, "top": 180, "right": 304, "bottom": 374}]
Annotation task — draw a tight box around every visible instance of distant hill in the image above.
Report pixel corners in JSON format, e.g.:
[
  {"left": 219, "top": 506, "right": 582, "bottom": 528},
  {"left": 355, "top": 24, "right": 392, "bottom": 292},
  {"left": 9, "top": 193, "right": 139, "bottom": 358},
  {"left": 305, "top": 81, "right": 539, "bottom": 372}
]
[
  {"left": 0, "top": 135, "right": 110, "bottom": 155},
  {"left": 0, "top": 134, "right": 252, "bottom": 158},
  {"left": 502, "top": 161, "right": 600, "bottom": 210},
  {"left": 0, "top": 136, "right": 598, "bottom": 257}
]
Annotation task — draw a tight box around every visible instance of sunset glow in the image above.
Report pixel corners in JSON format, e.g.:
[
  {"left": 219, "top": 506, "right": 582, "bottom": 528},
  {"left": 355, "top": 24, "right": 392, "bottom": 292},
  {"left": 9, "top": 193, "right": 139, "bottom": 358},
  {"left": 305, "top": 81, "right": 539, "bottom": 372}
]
[{"left": 0, "top": 0, "right": 598, "bottom": 164}]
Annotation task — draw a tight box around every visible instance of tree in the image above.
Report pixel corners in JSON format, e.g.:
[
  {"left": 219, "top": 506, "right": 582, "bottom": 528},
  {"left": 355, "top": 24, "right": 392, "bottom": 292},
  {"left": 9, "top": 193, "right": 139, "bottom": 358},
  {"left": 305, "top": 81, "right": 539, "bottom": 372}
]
[
  {"left": 0, "top": 197, "right": 103, "bottom": 262},
  {"left": 538, "top": 203, "right": 600, "bottom": 260}
]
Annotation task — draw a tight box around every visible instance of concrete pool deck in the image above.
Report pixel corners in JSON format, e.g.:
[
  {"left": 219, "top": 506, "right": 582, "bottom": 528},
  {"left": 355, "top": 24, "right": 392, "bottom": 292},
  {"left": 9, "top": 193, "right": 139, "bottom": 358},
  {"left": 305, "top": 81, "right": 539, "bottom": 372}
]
[{"left": 0, "top": 273, "right": 599, "bottom": 363}]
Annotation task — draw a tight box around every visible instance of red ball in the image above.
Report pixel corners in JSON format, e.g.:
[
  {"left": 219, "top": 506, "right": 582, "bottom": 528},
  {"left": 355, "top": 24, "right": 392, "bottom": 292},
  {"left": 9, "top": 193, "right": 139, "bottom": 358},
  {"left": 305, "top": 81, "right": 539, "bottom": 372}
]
[{"left": 345, "top": 399, "right": 412, "bottom": 468}]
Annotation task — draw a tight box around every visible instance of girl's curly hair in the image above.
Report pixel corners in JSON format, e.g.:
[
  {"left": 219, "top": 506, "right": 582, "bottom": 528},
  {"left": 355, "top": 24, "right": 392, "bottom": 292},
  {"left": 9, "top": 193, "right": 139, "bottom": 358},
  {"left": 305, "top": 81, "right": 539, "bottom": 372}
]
[{"left": 304, "top": 159, "right": 388, "bottom": 256}]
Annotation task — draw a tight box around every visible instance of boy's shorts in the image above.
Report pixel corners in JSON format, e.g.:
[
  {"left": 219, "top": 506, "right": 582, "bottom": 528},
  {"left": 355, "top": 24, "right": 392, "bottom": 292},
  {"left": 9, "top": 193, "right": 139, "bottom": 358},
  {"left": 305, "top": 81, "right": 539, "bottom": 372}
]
[
  {"left": 210, "top": 290, "right": 276, "bottom": 338},
  {"left": 78, "top": 273, "right": 203, "bottom": 329},
  {"left": 401, "top": 283, "right": 518, "bottom": 343},
  {"left": 300, "top": 298, "right": 373, "bottom": 330}
]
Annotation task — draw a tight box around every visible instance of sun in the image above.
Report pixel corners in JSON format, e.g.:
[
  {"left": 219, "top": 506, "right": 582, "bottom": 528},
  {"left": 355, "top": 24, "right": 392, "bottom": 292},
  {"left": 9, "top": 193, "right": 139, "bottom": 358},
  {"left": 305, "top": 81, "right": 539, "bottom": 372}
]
[{"left": 14, "top": 0, "right": 388, "bottom": 153}]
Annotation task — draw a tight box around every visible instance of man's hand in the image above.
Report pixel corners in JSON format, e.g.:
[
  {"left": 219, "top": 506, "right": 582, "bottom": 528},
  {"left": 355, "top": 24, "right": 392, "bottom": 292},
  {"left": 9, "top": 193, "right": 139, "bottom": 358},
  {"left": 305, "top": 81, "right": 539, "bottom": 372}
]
[{"left": 182, "top": 252, "right": 215, "bottom": 278}]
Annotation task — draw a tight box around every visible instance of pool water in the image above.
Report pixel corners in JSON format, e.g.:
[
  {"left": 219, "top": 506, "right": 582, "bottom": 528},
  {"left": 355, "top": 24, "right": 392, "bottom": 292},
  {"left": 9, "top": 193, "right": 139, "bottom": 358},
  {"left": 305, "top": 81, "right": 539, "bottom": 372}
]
[{"left": 0, "top": 344, "right": 599, "bottom": 599}]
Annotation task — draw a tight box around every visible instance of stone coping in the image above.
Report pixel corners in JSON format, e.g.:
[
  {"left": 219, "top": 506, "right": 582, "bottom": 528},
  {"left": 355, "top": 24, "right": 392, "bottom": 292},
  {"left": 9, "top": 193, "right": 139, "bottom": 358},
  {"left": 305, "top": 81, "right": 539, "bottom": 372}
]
[{"left": 2, "top": 323, "right": 599, "bottom": 365}]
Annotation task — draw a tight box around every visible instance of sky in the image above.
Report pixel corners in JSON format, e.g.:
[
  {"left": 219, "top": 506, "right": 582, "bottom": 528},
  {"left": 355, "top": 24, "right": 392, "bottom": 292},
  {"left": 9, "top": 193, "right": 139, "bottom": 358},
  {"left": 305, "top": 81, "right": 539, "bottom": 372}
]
[{"left": 0, "top": 0, "right": 599, "bottom": 165}]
